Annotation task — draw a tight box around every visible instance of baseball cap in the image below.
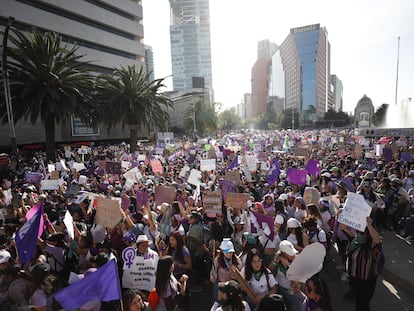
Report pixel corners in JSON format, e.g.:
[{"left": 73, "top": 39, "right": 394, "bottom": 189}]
[
  {"left": 287, "top": 218, "right": 301, "bottom": 228},
  {"left": 220, "top": 238, "right": 235, "bottom": 253},
  {"left": 0, "top": 250, "right": 11, "bottom": 264},
  {"left": 279, "top": 193, "right": 288, "bottom": 200},
  {"left": 218, "top": 280, "right": 241, "bottom": 297},
  {"left": 279, "top": 240, "right": 298, "bottom": 256}
]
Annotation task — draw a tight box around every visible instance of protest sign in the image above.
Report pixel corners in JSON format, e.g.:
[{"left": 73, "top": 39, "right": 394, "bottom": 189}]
[
  {"left": 187, "top": 169, "right": 202, "bottom": 186},
  {"left": 122, "top": 247, "right": 159, "bottom": 291},
  {"left": 72, "top": 162, "right": 86, "bottom": 172},
  {"left": 208, "top": 147, "right": 217, "bottom": 159},
  {"left": 63, "top": 211, "right": 74, "bottom": 239},
  {"left": 106, "top": 162, "right": 122, "bottom": 175},
  {"left": 303, "top": 187, "right": 320, "bottom": 206},
  {"left": 50, "top": 171, "right": 60, "bottom": 180},
  {"left": 40, "top": 180, "right": 60, "bottom": 190},
  {"left": 375, "top": 144, "right": 384, "bottom": 157},
  {"left": 286, "top": 168, "right": 307, "bottom": 186},
  {"left": 365, "top": 152, "right": 375, "bottom": 159},
  {"left": 382, "top": 148, "right": 393, "bottom": 162},
  {"left": 121, "top": 161, "right": 131, "bottom": 169},
  {"left": 136, "top": 190, "right": 149, "bottom": 208},
  {"left": 25, "top": 172, "right": 44, "bottom": 184},
  {"left": 306, "top": 159, "right": 320, "bottom": 177},
  {"left": 66, "top": 183, "right": 81, "bottom": 196},
  {"left": 225, "top": 193, "right": 250, "bottom": 209},
  {"left": 401, "top": 152, "right": 413, "bottom": 162},
  {"left": 155, "top": 186, "right": 176, "bottom": 206},
  {"left": 203, "top": 191, "right": 222, "bottom": 214},
  {"left": 287, "top": 243, "right": 326, "bottom": 283},
  {"left": 294, "top": 147, "right": 308, "bottom": 157},
  {"left": 95, "top": 196, "right": 123, "bottom": 228},
  {"left": 245, "top": 155, "right": 257, "bottom": 171},
  {"left": 150, "top": 160, "right": 163, "bottom": 174},
  {"left": 179, "top": 165, "right": 190, "bottom": 178},
  {"left": 225, "top": 170, "right": 241, "bottom": 186},
  {"left": 338, "top": 192, "right": 372, "bottom": 231},
  {"left": 48, "top": 164, "right": 56, "bottom": 173},
  {"left": 353, "top": 144, "right": 362, "bottom": 159},
  {"left": 123, "top": 167, "right": 143, "bottom": 182},
  {"left": 200, "top": 159, "right": 216, "bottom": 171}
]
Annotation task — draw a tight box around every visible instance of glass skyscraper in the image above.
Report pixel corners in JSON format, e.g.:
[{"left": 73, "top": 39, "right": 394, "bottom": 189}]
[
  {"left": 169, "top": 0, "right": 213, "bottom": 91},
  {"left": 280, "top": 24, "right": 332, "bottom": 122}
]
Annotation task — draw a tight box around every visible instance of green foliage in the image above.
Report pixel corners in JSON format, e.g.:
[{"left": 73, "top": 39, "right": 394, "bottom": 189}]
[
  {"left": 183, "top": 99, "right": 217, "bottom": 136},
  {"left": 217, "top": 109, "right": 241, "bottom": 131},
  {"left": 320, "top": 109, "right": 351, "bottom": 127},
  {"left": 94, "top": 66, "right": 173, "bottom": 150},
  {"left": 372, "top": 103, "right": 389, "bottom": 127},
  {"left": 0, "top": 28, "right": 94, "bottom": 161}
]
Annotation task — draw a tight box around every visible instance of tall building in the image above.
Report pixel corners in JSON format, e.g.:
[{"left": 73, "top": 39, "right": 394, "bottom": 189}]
[
  {"left": 280, "top": 24, "right": 333, "bottom": 122},
  {"left": 251, "top": 40, "right": 277, "bottom": 117},
  {"left": 169, "top": 0, "right": 213, "bottom": 92},
  {"left": 145, "top": 45, "right": 155, "bottom": 81},
  {"left": 0, "top": 0, "right": 145, "bottom": 145},
  {"left": 269, "top": 49, "right": 285, "bottom": 114},
  {"left": 331, "top": 75, "right": 343, "bottom": 112}
]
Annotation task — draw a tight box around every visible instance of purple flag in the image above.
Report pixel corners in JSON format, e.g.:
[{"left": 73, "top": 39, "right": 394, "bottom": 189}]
[
  {"left": 306, "top": 159, "right": 321, "bottom": 177},
  {"left": 267, "top": 158, "right": 280, "bottom": 185},
  {"left": 286, "top": 168, "right": 307, "bottom": 186},
  {"left": 219, "top": 180, "right": 237, "bottom": 200},
  {"left": 15, "top": 205, "right": 43, "bottom": 264},
  {"left": 227, "top": 155, "right": 238, "bottom": 171},
  {"left": 250, "top": 210, "right": 275, "bottom": 241},
  {"left": 55, "top": 259, "right": 121, "bottom": 310}
]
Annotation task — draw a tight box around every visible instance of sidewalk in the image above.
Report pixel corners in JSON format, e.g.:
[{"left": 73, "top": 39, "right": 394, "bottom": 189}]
[{"left": 380, "top": 230, "right": 414, "bottom": 296}]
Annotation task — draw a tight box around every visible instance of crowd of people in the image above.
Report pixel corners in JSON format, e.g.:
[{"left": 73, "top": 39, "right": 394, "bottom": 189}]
[{"left": 0, "top": 128, "right": 413, "bottom": 311}]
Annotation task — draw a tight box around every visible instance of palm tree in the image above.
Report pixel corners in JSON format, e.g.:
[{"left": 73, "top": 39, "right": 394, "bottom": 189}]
[
  {"left": 94, "top": 66, "right": 173, "bottom": 151},
  {"left": 0, "top": 28, "right": 95, "bottom": 161},
  {"left": 183, "top": 99, "right": 217, "bottom": 136}
]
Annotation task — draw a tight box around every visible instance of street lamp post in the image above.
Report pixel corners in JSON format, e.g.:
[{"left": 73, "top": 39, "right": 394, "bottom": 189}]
[
  {"left": 192, "top": 99, "right": 197, "bottom": 134},
  {"left": 1, "top": 17, "right": 17, "bottom": 155}
]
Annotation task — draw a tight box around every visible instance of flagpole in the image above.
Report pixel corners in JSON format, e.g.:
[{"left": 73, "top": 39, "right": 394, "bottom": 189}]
[{"left": 395, "top": 36, "right": 400, "bottom": 105}]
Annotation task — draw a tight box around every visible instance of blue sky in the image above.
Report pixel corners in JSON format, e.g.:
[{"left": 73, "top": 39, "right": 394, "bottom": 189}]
[{"left": 142, "top": 0, "right": 414, "bottom": 114}]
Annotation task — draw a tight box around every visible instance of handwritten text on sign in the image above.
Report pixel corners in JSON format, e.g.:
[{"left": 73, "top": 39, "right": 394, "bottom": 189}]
[
  {"left": 203, "top": 191, "right": 222, "bottom": 214},
  {"left": 338, "top": 192, "right": 372, "bottom": 231}
]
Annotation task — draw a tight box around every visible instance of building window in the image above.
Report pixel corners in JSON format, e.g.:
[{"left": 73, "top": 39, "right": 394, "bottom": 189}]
[{"left": 359, "top": 112, "right": 370, "bottom": 121}]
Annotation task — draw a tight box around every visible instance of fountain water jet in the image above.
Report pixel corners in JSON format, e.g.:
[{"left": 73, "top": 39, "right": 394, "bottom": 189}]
[{"left": 383, "top": 98, "right": 413, "bottom": 128}]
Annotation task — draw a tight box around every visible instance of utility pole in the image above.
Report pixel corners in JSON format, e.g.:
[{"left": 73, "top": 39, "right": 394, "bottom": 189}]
[{"left": 2, "top": 17, "right": 17, "bottom": 155}]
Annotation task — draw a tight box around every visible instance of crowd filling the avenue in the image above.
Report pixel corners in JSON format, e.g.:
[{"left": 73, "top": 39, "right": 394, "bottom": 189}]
[{"left": 0, "top": 129, "right": 413, "bottom": 311}]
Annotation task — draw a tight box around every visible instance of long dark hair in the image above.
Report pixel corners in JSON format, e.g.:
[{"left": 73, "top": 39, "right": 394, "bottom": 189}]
[
  {"left": 218, "top": 249, "right": 240, "bottom": 269},
  {"left": 244, "top": 248, "right": 267, "bottom": 281},
  {"left": 122, "top": 289, "right": 146, "bottom": 311},
  {"left": 291, "top": 227, "right": 304, "bottom": 248},
  {"left": 155, "top": 256, "right": 174, "bottom": 296},
  {"left": 167, "top": 232, "right": 185, "bottom": 262},
  {"left": 307, "top": 275, "right": 333, "bottom": 311}
]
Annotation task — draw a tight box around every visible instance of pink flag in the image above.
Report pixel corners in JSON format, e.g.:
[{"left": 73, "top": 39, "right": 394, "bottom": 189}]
[{"left": 25, "top": 203, "right": 44, "bottom": 237}]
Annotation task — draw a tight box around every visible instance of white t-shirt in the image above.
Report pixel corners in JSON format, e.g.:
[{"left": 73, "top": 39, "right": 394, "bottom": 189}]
[
  {"left": 241, "top": 267, "right": 278, "bottom": 296},
  {"left": 309, "top": 229, "right": 327, "bottom": 244},
  {"left": 294, "top": 209, "right": 307, "bottom": 222}
]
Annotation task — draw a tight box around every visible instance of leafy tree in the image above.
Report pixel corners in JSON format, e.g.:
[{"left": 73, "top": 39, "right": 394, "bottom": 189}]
[
  {"left": 94, "top": 66, "right": 173, "bottom": 151},
  {"left": 183, "top": 99, "right": 217, "bottom": 136},
  {"left": 0, "top": 28, "right": 95, "bottom": 161},
  {"left": 322, "top": 109, "right": 351, "bottom": 127},
  {"left": 218, "top": 108, "right": 241, "bottom": 131},
  {"left": 372, "top": 103, "right": 389, "bottom": 127}
]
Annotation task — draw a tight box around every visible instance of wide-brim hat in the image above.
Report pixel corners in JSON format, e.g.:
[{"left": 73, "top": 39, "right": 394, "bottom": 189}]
[{"left": 136, "top": 234, "right": 152, "bottom": 245}]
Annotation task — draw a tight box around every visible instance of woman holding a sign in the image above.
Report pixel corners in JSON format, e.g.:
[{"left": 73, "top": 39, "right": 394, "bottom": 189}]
[{"left": 346, "top": 217, "right": 382, "bottom": 311}]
